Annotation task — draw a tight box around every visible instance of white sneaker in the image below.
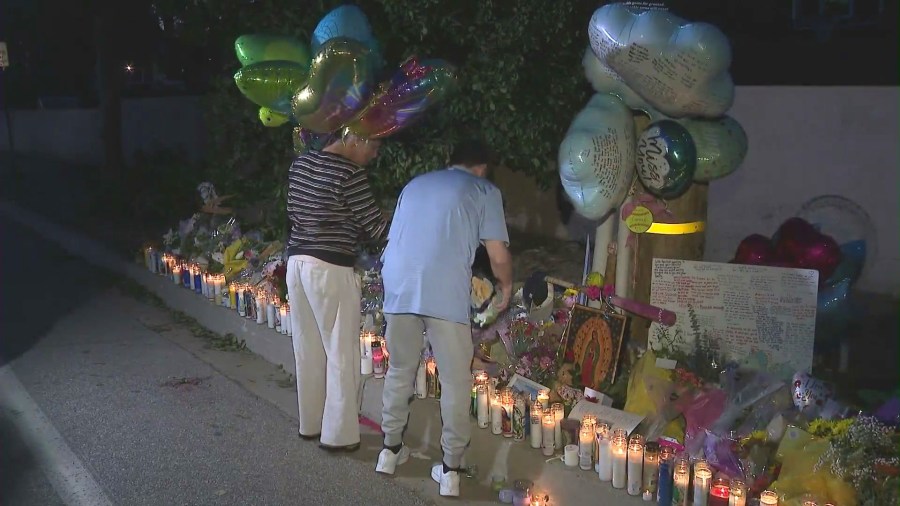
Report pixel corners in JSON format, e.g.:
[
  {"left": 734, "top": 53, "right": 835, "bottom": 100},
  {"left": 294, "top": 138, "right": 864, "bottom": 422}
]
[
  {"left": 375, "top": 446, "right": 410, "bottom": 475},
  {"left": 430, "top": 463, "right": 460, "bottom": 497}
]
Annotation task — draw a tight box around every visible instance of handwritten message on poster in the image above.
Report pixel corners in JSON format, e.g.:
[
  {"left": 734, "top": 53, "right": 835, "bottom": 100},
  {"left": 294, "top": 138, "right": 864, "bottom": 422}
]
[{"left": 648, "top": 259, "right": 818, "bottom": 379}]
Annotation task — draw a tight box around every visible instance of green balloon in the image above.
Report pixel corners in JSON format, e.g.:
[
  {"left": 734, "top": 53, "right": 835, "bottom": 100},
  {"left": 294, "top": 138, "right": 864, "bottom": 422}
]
[
  {"left": 291, "top": 38, "right": 375, "bottom": 134},
  {"left": 234, "top": 61, "right": 310, "bottom": 115},
  {"left": 234, "top": 34, "right": 311, "bottom": 67},
  {"left": 682, "top": 116, "right": 749, "bottom": 182},
  {"left": 636, "top": 120, "right": 697, "bottom": 199}
]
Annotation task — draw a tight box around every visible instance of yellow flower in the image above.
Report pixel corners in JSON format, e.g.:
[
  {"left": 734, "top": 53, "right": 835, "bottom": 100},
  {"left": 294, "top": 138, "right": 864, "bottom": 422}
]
[
  {"left": 563, "top": 288, "right": 579, "bottom": 297},
  {"left": 223, "top": 238, "right": 247, "bottom": 279},
  {"left": 586, "top": 272, "right": 604, "bottom": 287}
]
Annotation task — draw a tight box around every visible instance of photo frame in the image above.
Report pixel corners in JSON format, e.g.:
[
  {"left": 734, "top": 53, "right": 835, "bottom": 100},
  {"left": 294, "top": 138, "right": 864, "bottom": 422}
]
[
  {"left": 506, "top": 374, "right": 550, "bottom": 400},
  {"left": 561, "top": 304, "right": 627, "bottom": 389}
]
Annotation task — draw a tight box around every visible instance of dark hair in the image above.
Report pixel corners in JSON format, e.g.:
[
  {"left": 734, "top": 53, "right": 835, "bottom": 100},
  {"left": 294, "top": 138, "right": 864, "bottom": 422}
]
[{"left": 449, "top": 139, "right": 494, "bottom": 168}]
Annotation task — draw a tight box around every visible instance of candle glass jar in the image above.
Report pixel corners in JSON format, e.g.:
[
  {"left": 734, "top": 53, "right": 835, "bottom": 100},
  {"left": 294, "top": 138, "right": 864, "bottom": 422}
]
[
  {"left": 672, "top": 457, "right": 690, "bottom": 506},
  {"left": 551, "top": 403, "right": 565, "bottom": 449},
  {"left": 692, "top": 463, "right": 712, "bottom": 506},
  {"left": 541, "top": 414, "right": 555, "bottom": 456},
  {"left": 759, "top": 490, "right": 778, "bottom": 506},
  {"left": 596, "top": 422, "right": 613, "bottom": 482},
  {"left": 611, "top": 434, "right": 628, "bottom": 489},
  {"left": 627, "top": 435, "right": 645, "bottom": 496},
  {"left": 709, "top": 477, "right": 729, "bottom": 506},
  {"left": 643, "top": 441, "right": 660, "bottom": 495},
  {"left": 578, "top": 426, "right": 593, "bottom": 470},
  {"left": 728, "top": 479, "right": 746, "bottom": 506}
]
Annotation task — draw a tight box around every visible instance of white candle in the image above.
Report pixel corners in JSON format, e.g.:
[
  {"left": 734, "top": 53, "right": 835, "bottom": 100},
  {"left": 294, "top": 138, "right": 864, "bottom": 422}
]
[
  {"left": 673, "top": 458, "right": 690, "bottom": 506},
  {"left": 236, "top": 286, "right": 246, "bottom": 316},
  {"left": 491, "top": 393, "right": 503, "bottom": 435},
  {"left": 256, "top": 295, "right": 266, "bottom": 324},
  {"left": 536, "top": 390, "right": 550, "bottom": 410},
  {"left": 627, "top": 436, "right": 644, "bottom": 496},
  {"left": 415, "top": 360, "right": 427, "bottom": 398},
  {"left": 643, "top": 441, "right": 660, "bottom": 495},
  {"left": 360, "top": 332, "right": 374, "bottom": 375},
  {"left": 172, "top": 265, "right": 182, "bottom": 285},
  {"left": 279, "top": 305, "right": 288, "bottom": 334},
  {"left": 541, "top": 414, "right": 555, "bottom": 456},
  {"left": 759, "top": 490, "right": 778, "bottom": 506},
  {"left": 530, "top": 401, "right": 543, "bottom": 449},
  {"left": 266, "top": 302, "right": 276, "bottom": 328},
  {"left": 728, "top": 479, "right": 746, "bottom": 506},
  {"left": 214, "top": 275, "right": 223, "bottom": 304},
  {"left": 476, "top": 385, "right": 489, "bottom": 428},
  {"left": 551, "top": 403, "right": 564, "bottom": 449},
  {"left": 693, "top": 465, "right": 712, "bottom": 506},
  {"left": 564, "top": 444, "right": 579, "bottom": 467},
  {"left": 597, "top": 423, "right": 612, "bottom": 481},
  {"left": 579, "top": 427, "right": 593, "bottom": 471},
  {"left": 611, "top": 435, "right": 627, "bottom": 489},
  {"left": 501, "top": 391, "right": 514, "bottom": 438}
]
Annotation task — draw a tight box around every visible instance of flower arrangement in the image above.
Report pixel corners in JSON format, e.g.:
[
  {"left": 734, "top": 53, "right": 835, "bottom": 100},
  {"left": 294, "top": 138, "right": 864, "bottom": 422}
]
[
  {"left": 817, "top": 415, "right": 900, "bottom": 506},
  {"left": 515, "top": 344, "right": 559, "bottom": 389}
]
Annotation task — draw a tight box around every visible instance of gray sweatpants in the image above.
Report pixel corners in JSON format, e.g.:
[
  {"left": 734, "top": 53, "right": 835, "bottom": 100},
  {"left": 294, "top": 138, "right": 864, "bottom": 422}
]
[{"left": 381, "top": 314, "right": 473, "bottom": 468}]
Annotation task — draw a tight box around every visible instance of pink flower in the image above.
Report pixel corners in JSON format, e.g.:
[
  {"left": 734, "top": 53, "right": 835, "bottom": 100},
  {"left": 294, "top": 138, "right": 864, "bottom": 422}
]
[
  {"left": 540, "top": 356, "right": 552, "bottom": 369},
  {"left": 583, "top": 285, "right": 602, "bottom": 301}
]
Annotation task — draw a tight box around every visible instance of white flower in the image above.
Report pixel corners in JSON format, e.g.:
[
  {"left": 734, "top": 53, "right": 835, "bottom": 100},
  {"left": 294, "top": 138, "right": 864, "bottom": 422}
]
[{"left": 212, "top": 252, "right": 225, "bottom": 264}]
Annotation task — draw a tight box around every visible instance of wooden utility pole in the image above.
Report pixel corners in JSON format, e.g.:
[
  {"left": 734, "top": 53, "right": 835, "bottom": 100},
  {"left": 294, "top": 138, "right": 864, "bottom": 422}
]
[{"left": 93, "top": 2, "right": 125, "bottom": 179}]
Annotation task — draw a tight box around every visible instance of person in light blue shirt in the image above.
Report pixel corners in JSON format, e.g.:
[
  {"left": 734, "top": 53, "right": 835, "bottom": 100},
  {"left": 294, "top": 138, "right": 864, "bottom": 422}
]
[{"left": 375, "top": 140, "right": 514, "bottom": 497}]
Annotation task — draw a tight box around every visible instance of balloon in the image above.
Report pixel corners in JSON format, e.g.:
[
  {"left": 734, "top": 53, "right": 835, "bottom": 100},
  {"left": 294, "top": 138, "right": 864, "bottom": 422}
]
[
  {"left": 588, "top": 3, "right": 734, "bottom": 118},
  {"left": 291, "top": 38, "right": 375, "bottom": 134},
  {"left": 558, "top": 94, "right": 636, "bottom": 220},
  {"left": 258, "top": 107, "right": 290, "bottom": 127},
  {"left": 312, "top": 5, "right": 376, "bottom": 53},
  {"left": 797, "top": 195, "right": 876, "bottom": 285},
  {"left": 636, "top": 120, "right": 696, "bottom": 199},
  {"left": 345, "top": 57, "right": 457, "bottom": 139},
  {"left": 774, "top": 218, "right": 842, "bottom": 282},
  {"left": 292, "top": 127, "right": 333, "bottom": 154},
  {"left": 733, "top": 234, "right": 775, "bottom": 266},
  {"left": 234, "top": 34, "right": 311, "bottom": 67},
  {"left": 582, "top": 47, "right": 664, "bottom": 120},
  {"left": 792, "top": 372, "right": 835, "bottom": 413},
  {"left": 683, "top": 116, "right": 749, "bottom": 182},
  {"left": 234, "top": 60, "right": 310, "bottom": 114}
]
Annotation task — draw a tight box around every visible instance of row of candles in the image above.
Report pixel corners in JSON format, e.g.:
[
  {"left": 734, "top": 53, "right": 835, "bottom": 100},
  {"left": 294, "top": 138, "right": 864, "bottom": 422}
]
[
  {"left": 464, "top": 372, "right": 789, "bottom": 506},
  {"left": 145, "top": 249, "right": 292, "bottom": 335}
]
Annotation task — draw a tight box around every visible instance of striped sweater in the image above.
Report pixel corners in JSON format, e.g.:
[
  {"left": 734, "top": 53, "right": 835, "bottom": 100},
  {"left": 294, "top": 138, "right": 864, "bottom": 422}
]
[{"left": 286, "top": 150, "right": 387, "bottom": 267}]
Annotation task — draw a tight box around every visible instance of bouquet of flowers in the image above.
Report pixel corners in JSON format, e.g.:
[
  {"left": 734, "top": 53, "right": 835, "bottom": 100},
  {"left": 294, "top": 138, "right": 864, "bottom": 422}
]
[
  {"left": 260, "top": 253, "right": 287, "bottom": 301},
  {"left": 817, "top": 415, "right": 900, "bottom": 506},
  {"left": 515, "top": 343, "right": 559, "bottom": 389}
]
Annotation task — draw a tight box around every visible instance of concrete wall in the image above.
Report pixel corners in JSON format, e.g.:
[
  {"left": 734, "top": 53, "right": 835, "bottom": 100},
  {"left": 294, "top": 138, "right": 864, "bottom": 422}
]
[
  {"left": 495, "top": 86, "right": 899, "bottom": 296},
  {"left": 0, "top": 96, "right": 206, "bottom": 165}
]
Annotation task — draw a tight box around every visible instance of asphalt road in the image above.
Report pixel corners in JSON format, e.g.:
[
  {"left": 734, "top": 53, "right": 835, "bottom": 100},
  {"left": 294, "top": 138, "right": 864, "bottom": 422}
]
[{"left": 0, "top": 217, "right": 432, "bottom": 506}]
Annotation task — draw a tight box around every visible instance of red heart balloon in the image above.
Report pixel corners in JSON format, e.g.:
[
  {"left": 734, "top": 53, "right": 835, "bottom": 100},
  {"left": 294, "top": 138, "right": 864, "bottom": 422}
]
[
  {"left": 774, "top": 217, "right": 818, "bottom": 262},
  {"left": 794, "top": 233, "right": 842, "bottom": 282},
  {"left": 733, "top": 234, "right": 775, "bottom": 265}
]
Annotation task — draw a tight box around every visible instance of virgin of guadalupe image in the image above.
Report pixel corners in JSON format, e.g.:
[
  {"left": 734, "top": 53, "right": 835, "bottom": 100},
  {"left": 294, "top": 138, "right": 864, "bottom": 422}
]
[{"left": 571, "top": 316, "right": 615, "bottom": 390}]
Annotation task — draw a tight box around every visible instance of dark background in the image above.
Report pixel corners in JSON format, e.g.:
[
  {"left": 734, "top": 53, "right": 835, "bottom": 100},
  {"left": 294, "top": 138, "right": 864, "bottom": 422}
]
[{"left": 0, "top": 0, "right": 897, "bottom": 108}]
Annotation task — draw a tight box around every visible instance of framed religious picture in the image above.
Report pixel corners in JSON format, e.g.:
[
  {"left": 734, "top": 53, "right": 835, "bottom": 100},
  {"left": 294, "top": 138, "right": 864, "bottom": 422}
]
[{"left": 561, "top": 304, "right": 627, "bottom": 389}]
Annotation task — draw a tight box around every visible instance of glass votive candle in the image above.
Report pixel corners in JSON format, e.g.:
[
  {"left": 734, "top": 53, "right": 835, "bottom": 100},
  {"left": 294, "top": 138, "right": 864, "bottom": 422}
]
[
  {"left": 709, "top": 476, "right": 729, "bottom": 506},
  {"left": 759, "top": 490, "right": 778, "bottom": 506}
]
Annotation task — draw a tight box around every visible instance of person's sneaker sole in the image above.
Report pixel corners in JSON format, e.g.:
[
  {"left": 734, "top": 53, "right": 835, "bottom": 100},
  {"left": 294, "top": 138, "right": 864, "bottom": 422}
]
[{"left": 318, "top": 442, "right": 360, "bottom": 453}]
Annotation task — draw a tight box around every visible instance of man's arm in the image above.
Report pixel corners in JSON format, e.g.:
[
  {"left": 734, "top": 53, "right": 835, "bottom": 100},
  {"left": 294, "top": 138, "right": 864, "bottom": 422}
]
[
  {"left": 345, "top": 169, "right": 388, "bottom": 245},
  {"left": 484, "top": 240, "right": 513, "bottom": 312}
]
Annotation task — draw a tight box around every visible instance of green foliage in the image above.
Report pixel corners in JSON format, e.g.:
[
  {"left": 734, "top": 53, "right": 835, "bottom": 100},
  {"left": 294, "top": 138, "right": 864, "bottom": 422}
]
[{"left": 156, "top": 0, "right": 593, "bottom": 232}]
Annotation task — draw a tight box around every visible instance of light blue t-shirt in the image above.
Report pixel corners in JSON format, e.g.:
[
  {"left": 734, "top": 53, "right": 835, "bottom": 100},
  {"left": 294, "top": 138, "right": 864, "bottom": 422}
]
[{"left": 381, "top": 167, "right": 509, "bottom": 325}]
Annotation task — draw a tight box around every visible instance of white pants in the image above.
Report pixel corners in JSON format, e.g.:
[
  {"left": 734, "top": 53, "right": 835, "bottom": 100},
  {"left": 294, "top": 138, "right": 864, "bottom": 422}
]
[
  {"left": 287, "top": 255, "right": 361, "bottom": 446},
  {"left": 381, "top": 314, "right": 473, "bottom": 468}
]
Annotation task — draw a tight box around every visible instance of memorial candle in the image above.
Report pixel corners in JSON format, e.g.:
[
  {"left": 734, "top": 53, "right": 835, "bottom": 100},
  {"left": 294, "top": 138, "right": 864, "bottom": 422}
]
[
  {"left": 709, "top": 477, "right": 729, "bottom": 506},
  {"left": 491, "top": 393, "right": 503, "bottom": 435},
  {"left": 536, "top": 389, "right": 550, "bottom": 410},
  {"left": 501, "top": 390, "right": 514, "bottom": 438},
  {"left": 255, "top": 293, "right": 266, "bottom": 324},
  {"left": 673, "top": 458, "right": 690, "bottom": 506},
  {"left": 643, "top": 441, "right": 660, "bottom": 495},
  {"left": 611, "top": 434, "right": 628, "bottom": 489},
  {"left": 657, "top": 451, "right": 674, "bottom": 506},
  {"left": 193, "top": 266, "right": 203, "bottom": 294},
  {"left": 578, "top": 427, "right": 593, "bottom": 470},
  {"left": 597, "top": 422, "right": 612, "bottom": 482},
  {"left": 266, "top": 300, "right": 276, "bottom": 328},
  {"left": 693, "top": 463, "right": 712, "bottom": 506},
  {"left": 360, "top": 332, "right": 374, "bottom": 375},
  {"left": 172, "top": 264, "right": 182, "bottom": 285},
  {"left": 627, "top": 434, "right": 645, "bottom": 496},
  {"left": 279, "top": 304, "right": 288, "bottom": 334},
  {"left": 727, "top": 479, "right": 746, "bottom": 506},
  {"left": 236, "top": 285, "right": 246, "bottom": 316},
  {"left": 759, "top": 490, "right": 778, "bottom": 506},
  {"left": 541, "top": 414, "right": 555, "bottom": 456},
  {"left": 551, "top": 403, "right": 564, "bottom": 449},
  {"left": 372, "top": 339, "right": 385, "bottom": 378},
  {"left": 530, "top": 399, "right": 543, "bottom": 448},
  {"left": 414, "top": 360, "right": 427, "bottom": 399},
  {"left": 476, "top": 384, "right": 489, "bottom": 428}
]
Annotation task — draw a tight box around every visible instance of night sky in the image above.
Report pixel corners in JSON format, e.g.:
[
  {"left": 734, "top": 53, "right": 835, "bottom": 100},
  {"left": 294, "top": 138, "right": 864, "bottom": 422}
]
[{"left": 0, "top": 0, "right": 896, "bottom": 107}]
